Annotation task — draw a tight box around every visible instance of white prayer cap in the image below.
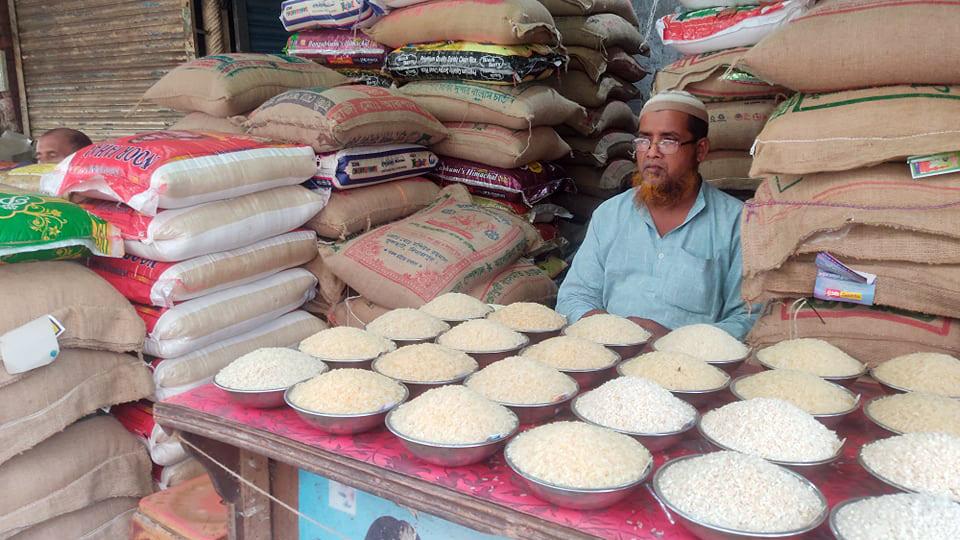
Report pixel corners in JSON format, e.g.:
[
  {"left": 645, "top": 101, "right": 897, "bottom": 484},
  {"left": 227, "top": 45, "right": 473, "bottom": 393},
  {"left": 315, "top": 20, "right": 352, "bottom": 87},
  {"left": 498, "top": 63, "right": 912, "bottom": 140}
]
[{"left": 640, "top": 90, "right": 709, "bottom": 123}]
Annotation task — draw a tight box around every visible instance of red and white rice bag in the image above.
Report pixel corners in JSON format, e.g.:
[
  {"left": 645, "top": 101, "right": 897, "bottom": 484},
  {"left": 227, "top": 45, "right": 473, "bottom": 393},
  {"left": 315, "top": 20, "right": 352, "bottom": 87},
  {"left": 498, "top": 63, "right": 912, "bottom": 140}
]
[
  {"left": 284, "top": 30, "right": 389, "bottom": 66},
  {"left": 136, "top": 268, "right": 318, "bottom": 359},
  {"left": 428, "top": 157, "right": 568, "bottom": 206},
  {"left": 657, "top": 1, "right": 811, "bottom": 55},
  {"left": 81, "top": 186, "right": 327, "bottom": 262},
  {"left": 40, "top": 131, "right": 317, "bottom": 216},
  {"left": 317, "top": 144, "right": 439, "bottom": 189},
  {"left": 150, "top": 311, "right": 327, "bottom": 400},
  {"left": 88, "top": 230, "right": 318, "bottom": 307}
]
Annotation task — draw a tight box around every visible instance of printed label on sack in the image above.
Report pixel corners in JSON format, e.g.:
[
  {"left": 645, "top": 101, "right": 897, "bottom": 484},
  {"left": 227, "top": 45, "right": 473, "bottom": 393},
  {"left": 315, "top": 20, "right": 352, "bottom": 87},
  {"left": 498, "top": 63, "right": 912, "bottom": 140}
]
[
  {"left": 284, "top": 30, "right": 388, "bottom": 66},
  {"left": 0, "top": 315, "right": 63, "bottom": 374},
  {"left": 660, "top": 2, "right": 792, "bottom": 41},
  {"left": 89, "top": 255, "right": 173, "bottom": 306},
  {"left": 385, "top": 42, "right": 563, "bottom": 84},
  {"left": 813, "top": 253, "right": 876, "bottom": 306}
]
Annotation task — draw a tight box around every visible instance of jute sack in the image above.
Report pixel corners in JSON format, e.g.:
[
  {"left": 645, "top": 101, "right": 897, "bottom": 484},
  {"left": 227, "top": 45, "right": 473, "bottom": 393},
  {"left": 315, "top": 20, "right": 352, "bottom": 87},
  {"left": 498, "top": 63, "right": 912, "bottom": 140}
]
[
  {"left": 363, "top": 0, "right": 560, "bottom": 48},
  {"left": 170, "top": 112, "right": 247, "bottom": 134},
  {"left": 303, "top": 243, "right": 349, "bottom": 313},
  {"left": 151, "top": 311, "right": 326, "bottom": 396},
  {"left": 557, "top": 70, "right": 640, "bottom": 108},
  {"left": 700, "top": 151, "right": 759, "bottom": 191},
  {"left": 324, "top": 185, "right": 530, "bottom": 308},
  {"left": 0, "top": 416, "right": 152, "bottom": 539},
  {"left": 793, "top": 226, "right": 960, "bottom": 268},
  {"left": 432, "top": 123, "right": 570, "bottom": 169},
  {"left": 0, "top": 349, "right": 153, "bottom": 466},
  {"left": 707, "top": 100, "right": 775, "bottom": 151},
  {"left": 555, "top": 15, "right": 644, "bottom": 54},
  {"left": 561, "top": 100, "right": 637, "bottom": 137},
  {"left": 536, "top": 0, "right": 639, "bottom": 25},
  {"left": 7, "top": 498, "right": 139, "bottom": 540},
  {"left": 741, "top": 165, "right": 960, "bottom": 276},
  {"left": 742, "top": 0, "right": 960, "bottom": 93},
  {"left": 565, "top": 132, "right": 634, "bottom": 167},
  {"left": 143, "top": 53, "right": 351, "bottom": 117},
  {"left": 305, "top": 178, "right": 440, "bottom": 239},
  {"left": 653, "top": 47, "right": 788, "bottom": 102},
  {"left": 0, "top": 261, "right": 145, "bottom": 354},
  {"left": 398, "top": 81, "right": 584, "bottom": 130},
  {"left": 751, "top": 86, "right": 960, "bottom": 176},
  {"left": 327, "top": 260, "right": 558, "bottom": 326},
  {"left": 140, "top": 268, "right": 317, "bottom": 359},
  {"left": 743, "top": 256, "right": 960, "bottom": 320},
  {"left": 747, "top": 300, "right": 960, "bottom": 367},
  {"left": 567, "top": 160, "right": 635, "bottom": 198},
  {"left": 245, "top": 86, "right": 448, "bottom": 153},
  {"left": 89, "top": 230, "right": 318, "bottom": 307},
  {"left": 566, "top": 47, "right": 646, "bottom": 83}
]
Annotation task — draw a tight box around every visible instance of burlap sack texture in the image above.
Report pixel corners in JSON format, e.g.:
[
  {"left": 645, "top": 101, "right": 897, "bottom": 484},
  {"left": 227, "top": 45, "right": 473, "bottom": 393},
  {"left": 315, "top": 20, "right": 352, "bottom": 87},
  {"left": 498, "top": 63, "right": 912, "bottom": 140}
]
[
  {"left": 750, "top": 85, "right": 960, "bottom": 176},
  {"left": 741, "top": 164, "right": 960, "bottom": 275},
  {"left": 433, "top": 123, "right": 571, "bottom": 169},
  {"left": 567, "top": 160, "right": 636, "bottom": 199},
  {"left": 0, "top": 350, "right": 153, "bottom": 466},
  {"left": 560, "top": 101, "right": 637, "bottom": 137},
  {"left": 700, "top": 151, "right": 760, "bottom": 192},
  {"left": 742, "top": 0, "right": 960, "bottom": 93},
  {"left": 143, "top": 53, "right": 351, "bottom": 117},
  {"left": 245, "top": 86, "right": 449, "bottom": 153},
  {"left": 564, "top": 132, "right": 634, "bottom": 168},
  {"left": 554, "top": 14, "right": 644, "bottom": 54},
  {"left": 653, "top": 47, "right": 788, "bottom": 102},
  {"left": 0, "top": 416, "right": 152, "bottom": 539},
  {"left": 7, "top": 497, "right": 139, "bottom": 540},
  {"left": 566, "top": 47, "right": 646, "bottom": 84},
  {"left": 0, "top": 261, "right": 145, "bottom": 355},
  {"left": 399, "top": 81, "right": 585, "bottom": 130},
  {"left": 170, "top": 112, "right": 247, "bottom": 134},
  {"left": 537, "top": 0, "right": 639, "bottom": 25},
  {"left": 747, "top": 300, "right": 960, "bottom": 367},
  {"left": 556, "top": 70, "right": 640, "bottom": 108},
  {"left": 706, "top": 100, "right": 776, "bottom": 151}
]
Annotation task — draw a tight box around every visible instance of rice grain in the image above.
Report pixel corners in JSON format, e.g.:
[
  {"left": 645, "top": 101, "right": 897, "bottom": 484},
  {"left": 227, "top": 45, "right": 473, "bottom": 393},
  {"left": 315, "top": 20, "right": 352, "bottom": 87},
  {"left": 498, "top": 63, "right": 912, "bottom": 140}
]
[
  {"left": 619, "top": 351, "right": 729, "bottom": 391},
  {"left": 374, "top": 344, "right": 477, "bottom": 383},
  {"left": 389, "top": 385, "right": 517, "bottom": 445},
  {"left": 564, "top": 314, "right": 651, "bottom": 346},
  {"left": 866, "top": 393, "right": 960, "bottom": 437},
  {"left": 521, "top": 335, "right": 619, "bottom": 370},
  {"left": 465, "top": 356, "right": 577, "bottom": 404},
  {"left": 860, "top": 432, "right": 960, "bottom": 501},
  {"left": 288, "top": 369, "right": 405, "bottom": 415},
  {"left": 733, "top": 370, "right": 856, "bottom": 415},
  {"left": 215, "top": 348, "right": 327, "bottom": 390},
  {"left": 576, "top": 377, "right": 697, "bottom": 433},
  {"left": 655, "top": 324, "right": 748, "bottom": 362},
  {"left": 367, "top": 308, "right": 450, "bottom": 340},
  {"left": 757, "top": 338, "right": 865, "bottom": 378},
  {"left": 833, "top": 494, "right": 960, "bottom": 540},
  {"left": 437, "top": 319, "right": 526, "bottom": 352},
  {"left": 872, "top": 353, "right": 960, "bottom": 397},
  {"left": 299, "top": 327, "right": 396, "bottom": 360},
  {"left": 420, "top": 293, "right": 492, "bottom": 321},
  {"left": 487, "top": 302, "right": 566, "bottom": 332}
]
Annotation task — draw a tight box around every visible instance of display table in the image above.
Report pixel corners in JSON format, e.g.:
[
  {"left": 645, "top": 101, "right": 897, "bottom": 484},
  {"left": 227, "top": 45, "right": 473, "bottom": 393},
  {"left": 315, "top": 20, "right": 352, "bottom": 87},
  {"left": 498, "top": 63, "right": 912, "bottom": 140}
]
[{"left": 155, "top": 382, "right": 894, "bottom": 540}]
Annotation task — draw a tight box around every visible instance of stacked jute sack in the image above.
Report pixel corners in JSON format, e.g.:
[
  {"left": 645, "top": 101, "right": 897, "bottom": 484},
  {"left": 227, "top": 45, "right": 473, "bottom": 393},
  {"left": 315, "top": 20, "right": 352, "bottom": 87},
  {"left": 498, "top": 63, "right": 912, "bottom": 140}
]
[
  {"left": 654, "top": 0, "right": 804, "bottom": 199},
  {"left": 541, "top": 0, "right": 646, "bottom": 229},
  {"left": 736, "top": 0, "right": 960, "bottom": 367},
  {"left": 0, "top": 199, "right": 155, "bottom": 537}
]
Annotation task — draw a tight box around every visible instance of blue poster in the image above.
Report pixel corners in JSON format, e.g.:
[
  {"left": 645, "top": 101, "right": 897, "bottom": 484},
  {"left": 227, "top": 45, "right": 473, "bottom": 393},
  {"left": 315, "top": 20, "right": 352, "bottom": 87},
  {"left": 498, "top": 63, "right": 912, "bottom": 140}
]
[{"left": 298, "top": 469, "right": 511, "bottom": 540}]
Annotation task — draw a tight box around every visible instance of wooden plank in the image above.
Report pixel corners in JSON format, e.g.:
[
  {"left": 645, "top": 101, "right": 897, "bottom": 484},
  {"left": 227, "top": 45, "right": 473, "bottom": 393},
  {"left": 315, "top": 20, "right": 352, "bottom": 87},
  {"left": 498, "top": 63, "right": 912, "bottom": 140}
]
[
  {"left": 233, "top": 449, "right": 272, "bottom": 540},
  {"left": 7, "top": 0, "right": 28, "bottom": 136},
  {"left": 157, "top": 402, "right": 590, "bottom": 540},
  {"left": 270, "top": 461, "right": 300, "bottom": 540}
]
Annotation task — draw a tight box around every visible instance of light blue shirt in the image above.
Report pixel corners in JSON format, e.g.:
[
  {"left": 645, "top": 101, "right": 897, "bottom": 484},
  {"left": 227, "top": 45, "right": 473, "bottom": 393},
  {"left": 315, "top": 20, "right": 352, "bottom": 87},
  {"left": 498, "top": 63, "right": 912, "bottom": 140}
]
[{"left": 556, "top": 182, "right": 757, "bottom": 340}]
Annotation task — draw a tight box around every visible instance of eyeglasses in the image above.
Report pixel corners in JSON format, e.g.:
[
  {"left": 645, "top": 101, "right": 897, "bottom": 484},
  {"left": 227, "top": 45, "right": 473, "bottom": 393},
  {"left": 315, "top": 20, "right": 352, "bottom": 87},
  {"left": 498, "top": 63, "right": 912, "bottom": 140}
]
[{"left": 633, "top": 136, "right": 698, "bottom": 155}]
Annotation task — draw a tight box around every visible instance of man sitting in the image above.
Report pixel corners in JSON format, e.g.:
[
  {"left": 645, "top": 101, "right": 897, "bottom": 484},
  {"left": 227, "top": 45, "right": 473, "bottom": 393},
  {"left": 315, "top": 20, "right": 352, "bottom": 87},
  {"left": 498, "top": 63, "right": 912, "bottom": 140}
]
[{"left": 556, "top": 91, "right": 756, "bottom": 340}]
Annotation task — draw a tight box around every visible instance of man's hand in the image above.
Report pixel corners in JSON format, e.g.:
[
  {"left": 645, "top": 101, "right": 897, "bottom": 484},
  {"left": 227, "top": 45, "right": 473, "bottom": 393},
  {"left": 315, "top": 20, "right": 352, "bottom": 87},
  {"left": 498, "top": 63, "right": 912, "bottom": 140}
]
[
  {"left": 582, "top": 309, "right": 608, "bottom": 318},
  {"left": 627, "top": 317, "right": 671, "bottom": 341}
]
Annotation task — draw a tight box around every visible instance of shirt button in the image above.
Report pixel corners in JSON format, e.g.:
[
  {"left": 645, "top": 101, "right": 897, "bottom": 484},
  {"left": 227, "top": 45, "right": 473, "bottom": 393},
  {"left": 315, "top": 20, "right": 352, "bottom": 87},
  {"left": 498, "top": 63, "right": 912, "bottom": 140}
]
[{"left": 658, "top": 253, "right": 664, "bottom": 260}]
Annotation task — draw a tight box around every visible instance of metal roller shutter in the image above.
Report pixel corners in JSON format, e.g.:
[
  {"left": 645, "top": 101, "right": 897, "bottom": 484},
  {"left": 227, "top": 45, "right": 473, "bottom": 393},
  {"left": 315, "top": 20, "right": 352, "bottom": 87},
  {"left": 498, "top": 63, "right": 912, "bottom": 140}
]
[{"left": 9, "top": 0, "right": 197, "bottom": 141}]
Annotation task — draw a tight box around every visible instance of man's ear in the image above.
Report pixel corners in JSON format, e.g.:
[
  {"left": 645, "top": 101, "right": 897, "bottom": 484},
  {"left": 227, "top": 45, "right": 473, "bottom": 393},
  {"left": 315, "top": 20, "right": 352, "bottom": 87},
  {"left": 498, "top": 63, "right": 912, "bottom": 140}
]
[{"left": 696, "top": 137, "right": 710, "bottom": 163}]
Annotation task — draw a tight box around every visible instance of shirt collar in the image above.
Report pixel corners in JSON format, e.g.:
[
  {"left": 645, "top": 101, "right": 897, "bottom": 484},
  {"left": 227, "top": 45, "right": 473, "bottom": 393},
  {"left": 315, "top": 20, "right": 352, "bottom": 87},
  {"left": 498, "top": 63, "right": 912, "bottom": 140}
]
[{"left": 638, "top": 178, "right": 708, "bottom": 235}]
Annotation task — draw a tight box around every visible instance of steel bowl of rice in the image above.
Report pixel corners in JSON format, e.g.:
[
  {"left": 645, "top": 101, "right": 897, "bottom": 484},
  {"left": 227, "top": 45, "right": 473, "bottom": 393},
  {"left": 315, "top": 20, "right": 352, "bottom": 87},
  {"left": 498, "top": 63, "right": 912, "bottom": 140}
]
[
  {"left": 521, "top": 335, "right": 622, "bottom": 390},
  {"left": 562, "top": 314, "right": 652, "bottom": 360},
  {"left": 366, "top": 308, "right": 451, "bottom": 347},
  {"left": 419, "top": 293, "right": 493, "bottom": 327},
  {"left": 617, "top": 350, "right": 731, "bottom": 409},
  {"left": 436, "top": 319, "right": 530, "bottom": 368},
  {"left": 729, "top": 370, "right": 861, "bottom": 429},
  {"left": 464, "top": 356, "right": 579, "bottom": 425},
  {"left": 385, "top": 385, "right": 519, "bottom": 467},
  {"left": 755, "top": 338, "right": 867, "bottom": 388},
  {"left": 654, "top": 324, "right": 751, "bottom": 375},
  {"left": 869, "top": 352, "right": 960, "bottom": 398},
  {"left": 486, "top": 302, "right": 567, "bottom": 345},
  {"left": 214, "top": 348, "right": 329, "bottom": 408},
  {"left": 299, "top": 327, "right": 397, "bottom": 370},
  {"left": 372, "top": 343, "right": 478, "bottom": 398},
  {"left": 285, "top": 369, "right": 408, "bottom": 435}
]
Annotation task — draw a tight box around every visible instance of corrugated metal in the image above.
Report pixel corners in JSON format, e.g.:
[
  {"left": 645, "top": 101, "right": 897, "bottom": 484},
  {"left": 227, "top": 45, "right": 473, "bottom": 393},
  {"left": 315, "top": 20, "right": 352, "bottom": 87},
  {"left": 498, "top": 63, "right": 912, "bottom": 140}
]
[
  {"left": 12, "top": 0, "right": 196, "bottom": 141},
  {"left": 244, "top": 0, "right": 287, "bottom": 54}
]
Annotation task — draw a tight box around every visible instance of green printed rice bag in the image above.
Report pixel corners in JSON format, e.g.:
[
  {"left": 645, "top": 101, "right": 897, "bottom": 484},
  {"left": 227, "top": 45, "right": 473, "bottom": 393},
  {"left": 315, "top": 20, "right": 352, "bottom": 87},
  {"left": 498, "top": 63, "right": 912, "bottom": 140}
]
[{"left": 0, "top": 192, "right": 123, "bottom": 264}]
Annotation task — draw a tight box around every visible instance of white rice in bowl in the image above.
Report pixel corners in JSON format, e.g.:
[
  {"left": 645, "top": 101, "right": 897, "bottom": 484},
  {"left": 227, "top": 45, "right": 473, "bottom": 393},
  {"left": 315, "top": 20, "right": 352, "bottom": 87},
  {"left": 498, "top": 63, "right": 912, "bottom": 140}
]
[
  {"left": 436, "top": 319, "right": 526, "bottom": 352},
  {"left": 655, "top": 324, "right": 749, "bottom": 362},
  {"left": 872, "top": 353, "right": 960, "bottom": 397},
  {"left": 757, "top": 338, "right": 865, "bottom": 378},
  {"left": 619, "top": 351, "right": 729, "bottom": 391},
  {"left": 389, "top": 385, "right": 517, "bottom": 445},
  {"left": 700, "top": 398, "right": 843, "bottom": 463},
  {"left": 420, "top": 293, "right": 492, "bottom": 321},
  {"left": 465, "top": 356, "right": 577, "bottom": 405},
  {"left": 563, "top": 314, "right": 651, "bottom": 346},
  {"left": 486, "top": 302, "right": 566, "bottom": 332},
  {"left": 299, "top": 327, "right": 396, "bottom": 361},
  {"left": 657, "top": 451, "right": 825, "bottom": 533},
  {"left": 506, "top": 421, "right": 652, "bottom": 489},
  {"left": 521, "top": 335, "right": 619, "bottom": 370},
  {"left": 575, "top": 377, "right": 696, "bottom": 434},
  {"left": 866, "top": 392, "right": 960, "bottom": 437},
  {"left": 215, "top": 348, "right": 327, "bottom": 390},
  {"left": 366, "top": 308, "right": 450, "bottom": 341},
  {"left": 288, "top": 369, "right": 406, "bottom": 415},
  {"left": 374, "top": 344, "right": 477, "bottom": 383},
  {"left": 833, "top": 494, "right": 960, "bottom": 540},
  {"left": 860, "top": 432, "right": 960, "bottom": 501},
  {"left": 733, "top": 369, "right": 856, "bottom": 415}
]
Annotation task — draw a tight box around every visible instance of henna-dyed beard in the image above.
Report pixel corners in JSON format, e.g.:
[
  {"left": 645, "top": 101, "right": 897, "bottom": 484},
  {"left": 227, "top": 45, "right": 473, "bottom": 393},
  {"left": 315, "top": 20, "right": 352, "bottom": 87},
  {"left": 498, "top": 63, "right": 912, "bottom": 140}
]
[{"left": 632, "top": 170, "right": 698, "bottom": 208}]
